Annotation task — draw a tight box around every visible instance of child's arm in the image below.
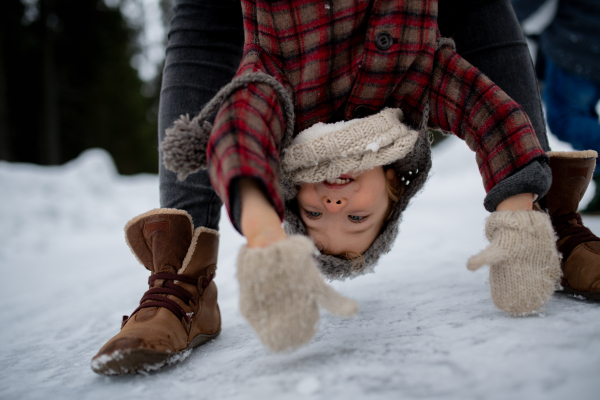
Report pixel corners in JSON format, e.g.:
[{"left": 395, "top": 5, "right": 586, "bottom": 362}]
[
  {"left": 207, "top": 82, "right": 287, "bottom": 232},
  {"left": 429, "top": 42, "right": 551, "bottom": 211},
  {"left": 496, "top": 193, "right": 534, "bottom": 212},
  {"left": 239, "top": 178, "right": 287, "bottom": 248},
  {"left": 235, "top": 178, "right": 358, "bottom": 352},
  {"left": 428, "top": 43, "right": 560, "bottom": 314}
]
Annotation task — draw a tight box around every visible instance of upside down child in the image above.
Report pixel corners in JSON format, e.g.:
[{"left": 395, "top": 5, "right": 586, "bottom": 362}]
[{"left": 91, "top": 0, "right": 599, "bottom": 375}]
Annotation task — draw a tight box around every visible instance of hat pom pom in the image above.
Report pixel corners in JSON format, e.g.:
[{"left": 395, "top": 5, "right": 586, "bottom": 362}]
[{"left": 160, "top": 114, "right": 212, "bottom": 181}]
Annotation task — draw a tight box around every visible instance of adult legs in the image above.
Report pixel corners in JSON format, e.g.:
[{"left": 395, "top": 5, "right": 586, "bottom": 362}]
[
  {"left": 543, "top": 57, "right": 600, "bottom": 213},
  {"left": 438, "top": 0, "right": 550, "bottom": 151},
  {"left": 158, "top": 0, "right": 244, "bottom": 229},
  {"left": 92, "top": 1, "right": 246, "bottom": 375},
  {"left": 544, "top": 58, "right": 600, "bottom": 160}
]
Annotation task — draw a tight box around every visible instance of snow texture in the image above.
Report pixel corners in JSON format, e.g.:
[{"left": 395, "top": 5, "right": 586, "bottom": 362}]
[
  {"left": 366, "top": 140, "right": 382, "bottom": 152},
  {"left": 1, "top": 135, "right": 599, "bottom": 400}
]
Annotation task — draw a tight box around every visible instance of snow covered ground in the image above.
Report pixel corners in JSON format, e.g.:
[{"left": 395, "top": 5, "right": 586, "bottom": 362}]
[{"left": 1, "top": 134, "right": 599, "bottom": 400}]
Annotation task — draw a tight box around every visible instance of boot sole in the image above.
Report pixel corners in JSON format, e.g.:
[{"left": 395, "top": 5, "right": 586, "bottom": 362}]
[
  {"left": 91, "top": 330, "right": 220, "bottom": 375},
  {"left": 558, "top": 287, "right": 600, "bottom": 302}
]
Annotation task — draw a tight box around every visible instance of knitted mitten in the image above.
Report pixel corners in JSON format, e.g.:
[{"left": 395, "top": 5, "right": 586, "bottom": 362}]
[
  {"left": 237, "top": 235, "right": 358, "bottom": 352},
  {"left": 467, "top": 210, "right": 562, "bottom": 315}
]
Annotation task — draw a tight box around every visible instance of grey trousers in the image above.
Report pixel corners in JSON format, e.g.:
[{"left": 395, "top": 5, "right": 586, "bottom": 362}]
[
  {"left": 158, "top": 0, "right": 244, "bottom": 230},
  {"left": 158, "top": 0, "right": 550, "bottom": 229}
]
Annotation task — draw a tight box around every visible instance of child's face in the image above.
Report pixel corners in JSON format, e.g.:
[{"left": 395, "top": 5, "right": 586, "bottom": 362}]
[{"left": 296, "top": 167, "right": 394, "bottom": 255}]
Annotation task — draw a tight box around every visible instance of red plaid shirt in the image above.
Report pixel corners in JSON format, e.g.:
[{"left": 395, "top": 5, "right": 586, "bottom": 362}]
[{"left": 207, "top": 0, "right": 545, "bottom": 223}]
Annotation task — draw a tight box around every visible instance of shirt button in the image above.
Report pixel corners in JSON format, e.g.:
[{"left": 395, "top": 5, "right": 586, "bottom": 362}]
[
  {"left": 353, "top": 105, "right": 374, "bottom": 119},
  {"left": 375, "top": 32, "right": 393, "bottom": 50}
]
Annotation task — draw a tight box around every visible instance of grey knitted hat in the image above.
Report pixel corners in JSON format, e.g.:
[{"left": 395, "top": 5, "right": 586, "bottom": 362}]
[{"left": 281, "top": 109, "right": 432, "bottom": 281}]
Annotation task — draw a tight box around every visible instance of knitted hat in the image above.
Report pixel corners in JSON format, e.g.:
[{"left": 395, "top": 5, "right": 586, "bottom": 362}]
[
  {"left": 281, "top": 108, "right": 432, "bottom": 280},
  {"left": 282, "top": 108, "right": 420, "bottom": 188}
]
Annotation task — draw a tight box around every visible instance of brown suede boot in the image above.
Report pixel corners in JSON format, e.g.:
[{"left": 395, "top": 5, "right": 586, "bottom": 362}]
[
  {"left": 545, "top": 151, "right": 600, "bottom": 301},
  {"left": 91, "top": 209, "right": 221, "bottom": 375}
]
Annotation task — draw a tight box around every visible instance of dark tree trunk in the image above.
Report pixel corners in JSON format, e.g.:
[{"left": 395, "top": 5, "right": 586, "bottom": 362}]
[
  {"left": 0, "top": 38, "right": 11, "bottom": 161},
  {"left": 39, "top": 0, "right": 61, "bottom": 165}
]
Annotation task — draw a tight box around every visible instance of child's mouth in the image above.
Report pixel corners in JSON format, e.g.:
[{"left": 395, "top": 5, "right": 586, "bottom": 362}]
[{"left": 323, "top": 175, "right": 354, "bottom": 188}]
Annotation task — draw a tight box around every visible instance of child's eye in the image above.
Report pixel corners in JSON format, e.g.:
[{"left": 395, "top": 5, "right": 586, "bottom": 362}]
[
  {"left": 305, "top": 211, "right": 322, "bottom": 219},
  {"left": 348, "top": 215, "right": 367, "bottom": 223}
]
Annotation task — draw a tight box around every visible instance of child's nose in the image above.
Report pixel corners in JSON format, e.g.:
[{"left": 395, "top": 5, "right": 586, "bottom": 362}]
[{"left": 323, "top": 197, "right": 347, "bottom": 212}]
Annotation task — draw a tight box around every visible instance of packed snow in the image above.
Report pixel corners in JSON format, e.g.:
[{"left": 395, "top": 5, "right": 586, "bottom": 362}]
[
  {"left": 1, "top": 134, "right": 599, "bottom": 400},
  {"left": 366, "top": 140, "right": 382, "bottom": 152}
]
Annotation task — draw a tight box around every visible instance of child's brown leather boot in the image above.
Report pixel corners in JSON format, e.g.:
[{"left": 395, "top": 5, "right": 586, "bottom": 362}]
[
  {"left": 91, "top": 209, "right": 221, "bottom": 375},
  {"left": 546, "top": 151, "right": 600, "bottom": 301}
]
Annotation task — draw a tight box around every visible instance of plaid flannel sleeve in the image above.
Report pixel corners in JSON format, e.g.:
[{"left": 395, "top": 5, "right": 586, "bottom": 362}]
[
  {"left": 428, "top": 43, "right": 548, "bottom": 194},
  {"left": 206, "top": 44, "right": 291, "bottom": 230}
]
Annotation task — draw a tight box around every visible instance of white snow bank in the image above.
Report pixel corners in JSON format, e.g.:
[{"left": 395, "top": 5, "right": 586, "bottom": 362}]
[
  {"left": 0, "top": 148, "right": 158, "bottom": 257},
  {"left": 1, "top": 137, "right": 599, "bottom": 400}
]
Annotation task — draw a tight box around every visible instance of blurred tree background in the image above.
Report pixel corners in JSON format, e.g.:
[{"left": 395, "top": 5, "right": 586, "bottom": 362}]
[{"left": 0, "top": 0, "right": 173, "bottom": 174}]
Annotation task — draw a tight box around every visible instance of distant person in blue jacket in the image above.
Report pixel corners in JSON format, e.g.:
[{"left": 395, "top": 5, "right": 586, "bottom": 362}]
[{"left": 513, "top": 0, "right": 600, "bottom": 212}]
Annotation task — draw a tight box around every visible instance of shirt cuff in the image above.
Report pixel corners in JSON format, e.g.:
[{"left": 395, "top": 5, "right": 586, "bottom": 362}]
[{"left": 483, "top": 159, "right": 552, "bottom": 212}]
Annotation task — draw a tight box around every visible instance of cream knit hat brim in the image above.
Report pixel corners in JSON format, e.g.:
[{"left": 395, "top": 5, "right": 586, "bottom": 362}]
[{"left": 282, "top": 108, "right": 420, "bottom": 183}]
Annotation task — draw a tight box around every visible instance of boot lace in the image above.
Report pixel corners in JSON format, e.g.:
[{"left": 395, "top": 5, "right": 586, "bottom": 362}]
[
  {"left": 552, "top": 212, "right": 600, "bottom": 259},
  {"left": 121, "top": 273, "right": 213, "bottom": 328}
]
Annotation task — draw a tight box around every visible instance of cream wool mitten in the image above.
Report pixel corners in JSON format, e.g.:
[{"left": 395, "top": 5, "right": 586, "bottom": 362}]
[
  {"left": 467, "top": 210, "right": 562, "bottom": 315},
  {"left": 237, "top": 235, "right": 358, "bottom": 352}
]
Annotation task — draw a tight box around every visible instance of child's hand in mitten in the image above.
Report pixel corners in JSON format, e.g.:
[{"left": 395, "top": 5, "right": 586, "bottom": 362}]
[
  {"left": 237, "top": 235, "right": 358, "bottom": 352},
  {"left": 467, "top": 210, "right": 562, "bottom": 315}
]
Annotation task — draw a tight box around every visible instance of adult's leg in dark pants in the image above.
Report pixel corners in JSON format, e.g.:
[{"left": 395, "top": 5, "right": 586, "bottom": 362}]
[
  {"left": 544, "top": 58, "right": 600, "bottom": 154},
  {"left": 158, "top": 0, "right": 244, "bottom": 229},
  {"left": 438, "top": 0, "right": 550, "bottom": 152}
]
